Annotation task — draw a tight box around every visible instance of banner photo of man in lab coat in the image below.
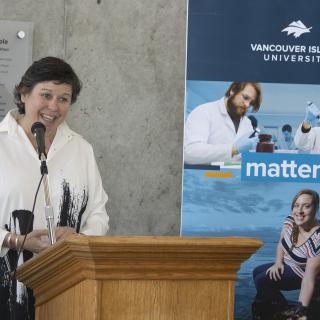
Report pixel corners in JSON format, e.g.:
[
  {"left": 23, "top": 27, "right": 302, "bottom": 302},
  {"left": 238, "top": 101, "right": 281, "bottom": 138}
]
[
  {"left": 184, "top": 82, "right": 262, "bottom": 165},
  {"left": 182, "top": 1, "right": 320, "bottom": 319}
]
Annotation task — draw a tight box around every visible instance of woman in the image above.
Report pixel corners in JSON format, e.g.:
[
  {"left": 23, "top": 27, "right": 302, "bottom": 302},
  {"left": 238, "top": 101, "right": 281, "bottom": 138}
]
[
  {"left": 252, "top": 189, "right": 320, "bottom": 319},
  {"left": 0, "top": 57, "right": 109, "bottom": 319}
]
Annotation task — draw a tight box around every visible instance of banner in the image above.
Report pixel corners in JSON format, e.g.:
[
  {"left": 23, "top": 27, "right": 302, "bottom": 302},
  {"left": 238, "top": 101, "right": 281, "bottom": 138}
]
[{"left": 182, "top": 1, "right": 320, "bottom": 319}]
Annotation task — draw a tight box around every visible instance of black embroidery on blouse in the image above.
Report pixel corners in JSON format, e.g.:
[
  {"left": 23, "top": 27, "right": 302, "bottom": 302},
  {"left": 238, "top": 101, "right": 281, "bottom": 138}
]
[
  {"left": 58, "top": 180, "right": 88, "bottom": 233},
  {"left": 0, "top": 182, "right": 89, "bottom": 319}
]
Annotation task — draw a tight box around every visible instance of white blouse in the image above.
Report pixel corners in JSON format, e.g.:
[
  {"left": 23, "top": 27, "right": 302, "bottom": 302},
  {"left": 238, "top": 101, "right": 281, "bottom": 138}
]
[{"left": 0, "top": 110, "right": 109, "bottom": 257}]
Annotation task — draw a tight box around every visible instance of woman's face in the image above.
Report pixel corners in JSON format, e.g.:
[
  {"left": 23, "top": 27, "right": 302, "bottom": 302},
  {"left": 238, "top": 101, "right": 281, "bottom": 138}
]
[
  {"left": 21, "top": 81, "right": 72, "bottom": 136},
  {"left": 292, "top": 194, "right": 316, "bottom": 228}
]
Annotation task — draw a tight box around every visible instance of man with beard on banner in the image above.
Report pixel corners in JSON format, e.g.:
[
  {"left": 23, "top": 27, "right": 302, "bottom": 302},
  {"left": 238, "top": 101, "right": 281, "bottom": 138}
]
[
  {"left": 184, "top": 82, "right": 262, "bottom": 164},
  {"left": 294, "top": 101, "right": 320, "bottom": 153}
]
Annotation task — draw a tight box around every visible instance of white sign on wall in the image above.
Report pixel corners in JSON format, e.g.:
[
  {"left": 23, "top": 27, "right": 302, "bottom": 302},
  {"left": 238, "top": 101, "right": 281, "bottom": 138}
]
[{"left": 0, "top": 20, "right": 33, "bottom": 119}]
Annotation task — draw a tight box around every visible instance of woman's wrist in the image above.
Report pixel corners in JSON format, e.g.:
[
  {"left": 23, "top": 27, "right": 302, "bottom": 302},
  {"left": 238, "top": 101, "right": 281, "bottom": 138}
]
[
  {"left": 272, "top": 262, "right": 283, "bottom": 270},
  {"left": 4, "top": 233, "right": 21, "bottom": 250}
]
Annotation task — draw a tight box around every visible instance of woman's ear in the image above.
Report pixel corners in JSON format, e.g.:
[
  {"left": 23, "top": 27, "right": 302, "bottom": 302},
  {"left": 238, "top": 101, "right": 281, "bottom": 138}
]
[{"left": 21, "top": 92, "right": 27, "bottom": 103}]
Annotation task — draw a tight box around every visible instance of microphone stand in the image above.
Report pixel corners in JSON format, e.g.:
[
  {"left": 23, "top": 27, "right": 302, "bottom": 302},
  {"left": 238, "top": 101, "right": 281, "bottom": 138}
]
[
  {"left": 40, "top": 154, "right": 56, "bottom": 245},
  {"left": 32, "top": 122, "right": 56, "bottom": 245}
]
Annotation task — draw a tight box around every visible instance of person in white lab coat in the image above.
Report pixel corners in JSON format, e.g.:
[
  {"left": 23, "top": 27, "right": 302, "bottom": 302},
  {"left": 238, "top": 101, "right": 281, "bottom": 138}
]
[
  {"left": 184, "top": 82, "right": 262, "bottom": 164},
  {"left": 294, "top": 102, "right": 320, "bottom": 153},
  {"left": 277, "top": 124, "right": 296, "bottom": 150}
]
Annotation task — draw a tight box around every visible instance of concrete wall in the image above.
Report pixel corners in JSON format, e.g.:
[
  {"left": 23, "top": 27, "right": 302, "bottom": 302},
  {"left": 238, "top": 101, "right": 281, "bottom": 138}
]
[{"left": 0, "top": 0, "right": 186, "bottom": 235}]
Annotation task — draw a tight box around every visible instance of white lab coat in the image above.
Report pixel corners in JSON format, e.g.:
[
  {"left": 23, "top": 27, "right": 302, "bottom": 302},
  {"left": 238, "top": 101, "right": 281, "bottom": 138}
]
[
  {"left": 294, "top": 124, "right": 320, "bottom": 153},
  {"left": 276, "top": 136, "right": 296, "bottom": 150},
  {"left": 184, "top": 97, "right": 254, "bottom": 164}
]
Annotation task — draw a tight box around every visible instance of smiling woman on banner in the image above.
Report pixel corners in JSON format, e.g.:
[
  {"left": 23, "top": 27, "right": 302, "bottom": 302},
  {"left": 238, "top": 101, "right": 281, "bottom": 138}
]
[
  {"left": 0, "top": 57, "right": 109, "bottom": 319},
  {"left": 252, "top": 189, "right": 320, "bottom": 319}
]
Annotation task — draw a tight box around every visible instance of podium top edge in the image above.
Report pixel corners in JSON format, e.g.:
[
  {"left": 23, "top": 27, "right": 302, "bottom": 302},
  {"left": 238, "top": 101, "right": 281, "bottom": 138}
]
[{"left": 64, "top": 234, "right": 263, "bottom": 248}]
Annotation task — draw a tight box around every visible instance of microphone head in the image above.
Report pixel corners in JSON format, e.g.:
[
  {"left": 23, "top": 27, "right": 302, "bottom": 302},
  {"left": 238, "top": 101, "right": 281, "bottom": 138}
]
[
  {"left": 31, "top": 122, "right": 47, "bottom": 161},
  {"left": 31, "top": 122, "right": 46, "bottom": 135}
]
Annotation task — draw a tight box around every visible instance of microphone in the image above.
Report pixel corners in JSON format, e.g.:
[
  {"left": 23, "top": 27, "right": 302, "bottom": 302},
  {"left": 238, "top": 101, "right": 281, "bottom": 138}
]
[
  {"left": 31, "top": 122, "right": 47, "bottom": 160},
  {"left": 31, "top": 122, "right": 48, "bottom": 175}
]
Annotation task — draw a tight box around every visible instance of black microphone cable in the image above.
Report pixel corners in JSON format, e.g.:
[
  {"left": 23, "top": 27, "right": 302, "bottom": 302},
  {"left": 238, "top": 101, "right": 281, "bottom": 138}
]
[{"left": 11, "top": 173, "right": 45, "bottom": 278}]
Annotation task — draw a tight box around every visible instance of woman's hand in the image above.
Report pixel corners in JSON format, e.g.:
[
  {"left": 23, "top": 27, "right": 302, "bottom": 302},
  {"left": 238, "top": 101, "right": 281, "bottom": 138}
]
[
  {"left": 55, "top": 226, "right": 76, "bottom": 241},
  {"left": 266, "top": 262, "right": 284, "bottom": 281},
  {"left": 16, "top": 227, "right": 77, "bottom": 253},
  {"left": 20, "top": 229, "right": 51, "bottom": 253}
]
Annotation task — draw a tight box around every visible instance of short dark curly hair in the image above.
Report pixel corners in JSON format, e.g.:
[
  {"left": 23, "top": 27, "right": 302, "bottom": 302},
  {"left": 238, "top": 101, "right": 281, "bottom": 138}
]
[
  {"left": 14, "top": 56, "right": 82, "bottom": 114},
  {"left": 282, "top": 124, "right": 292, "bottom": 132}
]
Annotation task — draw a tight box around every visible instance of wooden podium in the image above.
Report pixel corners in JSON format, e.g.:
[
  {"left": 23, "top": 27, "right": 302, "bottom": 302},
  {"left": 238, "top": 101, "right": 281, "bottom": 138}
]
[{"left": 16, "top": 236, "right": 262, "bottom": 320}]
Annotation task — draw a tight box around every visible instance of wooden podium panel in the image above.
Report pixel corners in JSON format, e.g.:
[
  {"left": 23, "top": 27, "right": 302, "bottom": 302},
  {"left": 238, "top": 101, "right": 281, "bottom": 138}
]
[{"left": 16, "top": 236, "right": 262, "bottom": 320}]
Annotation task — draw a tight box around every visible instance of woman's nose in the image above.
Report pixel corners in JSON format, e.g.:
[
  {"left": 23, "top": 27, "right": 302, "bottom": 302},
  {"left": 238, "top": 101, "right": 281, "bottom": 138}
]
[{"left": 48, "top": 98, "right": 59, "bottom": 110}]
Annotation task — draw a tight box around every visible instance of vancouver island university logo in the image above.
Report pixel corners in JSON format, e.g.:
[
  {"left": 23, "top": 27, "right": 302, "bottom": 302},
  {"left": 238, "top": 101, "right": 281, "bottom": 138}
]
[{"left": 281, "top": 20, "right": 312, "bottom": 38}]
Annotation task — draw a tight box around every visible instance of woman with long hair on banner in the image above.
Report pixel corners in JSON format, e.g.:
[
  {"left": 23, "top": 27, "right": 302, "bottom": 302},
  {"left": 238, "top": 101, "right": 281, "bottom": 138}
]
[{"left": 252, "top": 189, "right": 320, "bottom": 319}]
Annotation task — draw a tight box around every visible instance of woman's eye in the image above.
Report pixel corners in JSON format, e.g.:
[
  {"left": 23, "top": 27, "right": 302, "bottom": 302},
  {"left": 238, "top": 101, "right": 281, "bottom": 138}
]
[
  {"left": 41, "top": 93, "right": 51, "bottom": 99},
  {"left": 59, "top": 97, "right": 69, "bottom": 103}
]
